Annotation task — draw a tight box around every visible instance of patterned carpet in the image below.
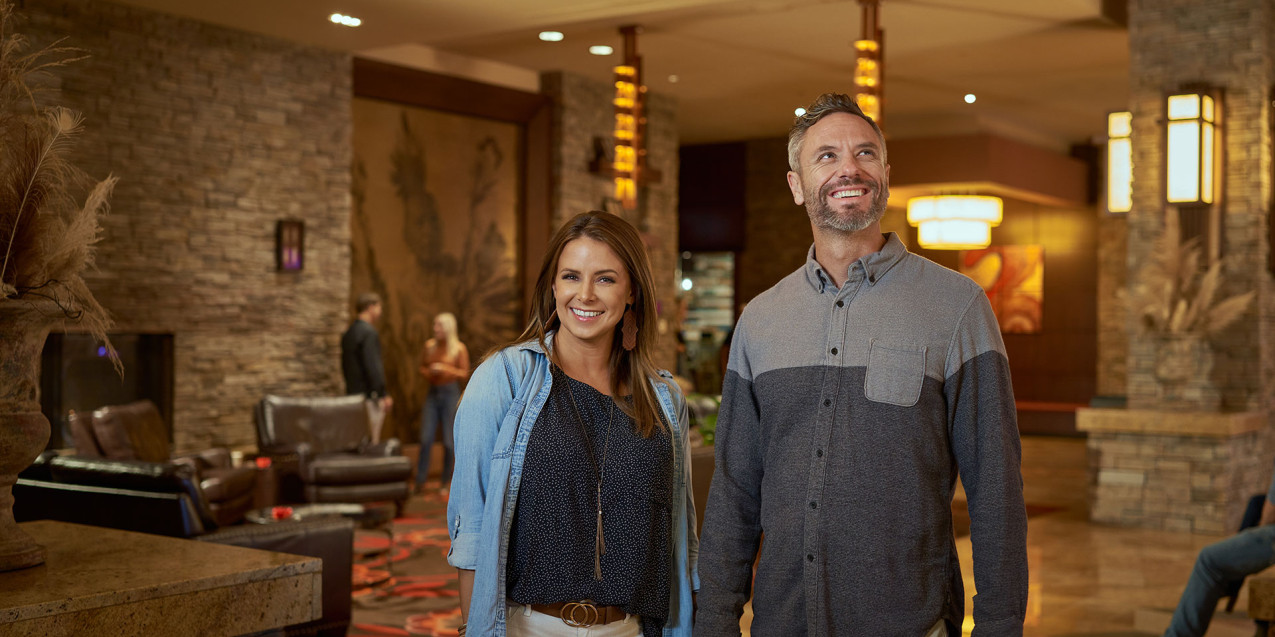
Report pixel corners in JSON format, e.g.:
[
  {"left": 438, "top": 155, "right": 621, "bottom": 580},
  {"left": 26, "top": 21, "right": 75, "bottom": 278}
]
[{"left": 349, "top": 490, "right": 462, "bottom": 637}]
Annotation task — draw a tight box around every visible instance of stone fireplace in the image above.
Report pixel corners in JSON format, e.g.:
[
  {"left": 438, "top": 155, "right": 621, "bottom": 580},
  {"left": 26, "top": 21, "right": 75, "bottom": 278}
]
[{"left": 39, "top": 333, "right": 174, "bottom": 450}]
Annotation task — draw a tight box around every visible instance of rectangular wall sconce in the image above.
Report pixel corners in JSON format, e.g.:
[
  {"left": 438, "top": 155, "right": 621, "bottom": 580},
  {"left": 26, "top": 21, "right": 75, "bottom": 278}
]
[
  {"left": 1165, "top": 90, "right": 1221, "bottom": 205},
  {"left": 276, "top": 219, "right": 304, "bottom": 271},
  {"left": 1106, "top": 111, "right": 1132, "bottom": 213}
]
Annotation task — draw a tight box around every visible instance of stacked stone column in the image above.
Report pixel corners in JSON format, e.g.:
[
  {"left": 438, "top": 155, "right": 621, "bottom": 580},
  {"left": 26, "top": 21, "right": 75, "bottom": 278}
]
[{"left": 1081, "top": 0, "right": 1275, "bottom": 533}]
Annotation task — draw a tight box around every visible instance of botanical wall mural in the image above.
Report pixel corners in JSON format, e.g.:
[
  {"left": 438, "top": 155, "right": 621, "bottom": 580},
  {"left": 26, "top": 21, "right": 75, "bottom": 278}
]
[{"left": 351, "top": 97, "right": 521, "bottom": 440}]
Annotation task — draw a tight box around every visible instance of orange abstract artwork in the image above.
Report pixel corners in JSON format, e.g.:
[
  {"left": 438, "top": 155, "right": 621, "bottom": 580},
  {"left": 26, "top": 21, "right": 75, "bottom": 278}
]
[{"left": 960, "top": 246, "right": 1043, "bottom": 333}]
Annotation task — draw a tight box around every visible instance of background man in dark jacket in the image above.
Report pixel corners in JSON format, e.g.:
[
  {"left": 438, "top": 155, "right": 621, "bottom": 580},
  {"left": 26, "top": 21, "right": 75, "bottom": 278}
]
[{"left": 341, "top": 292, "right": 392, "bottom": 438}]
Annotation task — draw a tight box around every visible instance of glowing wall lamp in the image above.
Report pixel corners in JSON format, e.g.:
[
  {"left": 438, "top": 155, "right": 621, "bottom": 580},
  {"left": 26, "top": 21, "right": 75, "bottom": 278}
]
[
  {"left": 1106, "top": 111, "right": 1132, "bottom": 214},
  {"left": 906, "top": 195, "right": 1003, "bottom": 250},
  {"left": 1165, "top": 90, "right": 1221, "bottom": 205}
]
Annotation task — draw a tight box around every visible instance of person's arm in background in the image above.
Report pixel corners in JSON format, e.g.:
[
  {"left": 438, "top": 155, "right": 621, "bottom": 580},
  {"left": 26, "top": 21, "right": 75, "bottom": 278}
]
[
  {"left": 945, "top": 289, "right": 1028, "bottom": 637},
  {"left": 431, "top": 344, "right": 472, "bottom": 383},
  {"left": 419, "top": 341, "right": 434, "bottom": 379},
  {"left": 694, "top": 318, "right": 763, "bottom": 635},
  {"left": 362, "top": 328, "right": 389, "bottom": 400}
]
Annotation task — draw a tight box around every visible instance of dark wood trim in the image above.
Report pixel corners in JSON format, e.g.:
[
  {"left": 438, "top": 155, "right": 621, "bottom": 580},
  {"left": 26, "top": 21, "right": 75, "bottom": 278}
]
[
  {"left": 353, "top": 58, "right": 546, "bottom": 123},
  {"left": 352, "top": 58, "right": 553, "bottom": 320},
  {"left": 522, "top": 104, "right": 552, "bottom": 314}
]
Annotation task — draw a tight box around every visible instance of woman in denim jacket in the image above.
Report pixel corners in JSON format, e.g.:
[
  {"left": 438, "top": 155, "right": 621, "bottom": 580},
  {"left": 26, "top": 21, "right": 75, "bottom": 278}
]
[{"left": 447, "top": 212, "right": 699, "bottom": 636}]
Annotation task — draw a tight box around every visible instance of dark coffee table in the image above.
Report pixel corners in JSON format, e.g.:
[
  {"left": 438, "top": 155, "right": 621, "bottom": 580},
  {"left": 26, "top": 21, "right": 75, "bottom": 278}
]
[{"left": 246, "top": 502, "right": 397, "bottom": 588}]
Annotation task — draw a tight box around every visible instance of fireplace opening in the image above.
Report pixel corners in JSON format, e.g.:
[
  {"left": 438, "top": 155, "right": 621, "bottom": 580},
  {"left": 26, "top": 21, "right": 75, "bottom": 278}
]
[{"left": 39, "top": 333, "right": 174, "bottom": 450}]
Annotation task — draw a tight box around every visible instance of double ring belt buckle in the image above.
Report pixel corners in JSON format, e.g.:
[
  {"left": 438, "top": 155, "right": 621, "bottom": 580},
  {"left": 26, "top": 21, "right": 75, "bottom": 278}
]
[{"left": 560, "top": 600, "right": 600, "bottom": 627}]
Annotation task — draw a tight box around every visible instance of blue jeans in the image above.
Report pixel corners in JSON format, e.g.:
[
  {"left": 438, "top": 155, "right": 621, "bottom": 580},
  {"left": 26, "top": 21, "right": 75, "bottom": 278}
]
[
  {"left": 417, "top": 382, "right": 460, "bottom": 488},
  {"left": 1165, "top": 524, "right": 1275, "bottom": 636}
]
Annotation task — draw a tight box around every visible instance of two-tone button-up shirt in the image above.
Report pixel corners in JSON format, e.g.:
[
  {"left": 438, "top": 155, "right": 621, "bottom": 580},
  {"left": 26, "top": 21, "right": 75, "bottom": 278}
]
[{"left": 696, "top": 233, "right": 1028, "bottom": 636}]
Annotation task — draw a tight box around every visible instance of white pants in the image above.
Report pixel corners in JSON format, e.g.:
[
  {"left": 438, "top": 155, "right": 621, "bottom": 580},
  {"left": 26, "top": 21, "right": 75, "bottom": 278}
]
[
  {"left": 924, "top": 619, "right": 948, "bottom": 637},
  {"left": 365, "top": 399, "right": 385, "bottom": 444},
  {"left": 505, "top": 604, "right": 640, "bottom": 637}
]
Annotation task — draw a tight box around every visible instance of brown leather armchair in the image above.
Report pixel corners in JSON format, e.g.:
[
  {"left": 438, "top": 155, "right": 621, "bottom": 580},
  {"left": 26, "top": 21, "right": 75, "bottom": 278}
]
[
  {"left": 254, "top": 394, "right": 411, "bottom": 514},
  {"left": 68, "top": 400, "right": 256, "bottom": 526}
]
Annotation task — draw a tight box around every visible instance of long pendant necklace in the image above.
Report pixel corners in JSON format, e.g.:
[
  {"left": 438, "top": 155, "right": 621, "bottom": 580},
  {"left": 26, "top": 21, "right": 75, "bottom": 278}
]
[{"left": 565, "top": 375, "right": 616, "bottom": 581}]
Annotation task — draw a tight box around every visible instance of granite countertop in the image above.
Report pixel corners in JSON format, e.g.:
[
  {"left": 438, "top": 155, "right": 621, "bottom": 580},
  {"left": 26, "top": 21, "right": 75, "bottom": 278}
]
[{"left": 0, "top": 520, "right": 321, "bottom": 636}]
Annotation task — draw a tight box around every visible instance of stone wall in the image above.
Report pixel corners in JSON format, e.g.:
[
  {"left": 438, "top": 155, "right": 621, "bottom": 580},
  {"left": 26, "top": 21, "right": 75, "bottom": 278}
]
[
  {"left": 738, "top": 138, "right": 812, "bottom": 306},
  {"left": 1096, "top": 214, "right": 1128, "bottom": 397},
  {"left": 1088, "top": 429, "right": 1265, "bottom": 534},
  {"left": 21, "top": 0, "right": 352, "bottom": 451},
  {"left": 1080, "top": 403, "right": 1272, "bottom": 533},
  {"left": 1125, "top": 0, "right": 1272, "bottom": 411},
  {"left": 541, "top": 71, "right": 680, "bottom": 372}
]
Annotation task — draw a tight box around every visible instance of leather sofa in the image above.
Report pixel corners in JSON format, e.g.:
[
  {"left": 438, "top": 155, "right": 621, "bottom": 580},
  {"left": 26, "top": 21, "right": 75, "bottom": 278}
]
[
  {"left": 69, "top": 399, "right": 256, "bottom": 526},
  {"left": 16, "top": 452, "right": 354, "bottom": 637},
  {"left": 254, "top": 394, "right": 411, "bottom": 515}
]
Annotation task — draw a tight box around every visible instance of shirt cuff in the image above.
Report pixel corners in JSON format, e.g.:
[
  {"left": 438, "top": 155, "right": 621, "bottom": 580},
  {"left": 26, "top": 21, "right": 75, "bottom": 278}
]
[{"left": 447, "top": 532, "right": 480, "bottom": 570}]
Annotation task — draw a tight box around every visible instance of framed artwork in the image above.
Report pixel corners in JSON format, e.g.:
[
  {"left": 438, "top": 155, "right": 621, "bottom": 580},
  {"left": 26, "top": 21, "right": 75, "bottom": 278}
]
[
  {"left": 960, "top": 245, "right": 1044, "bottom": 333},
  {"left": 350, "top": 59, "right": 550, "bottom": 441},
  {"left": 276, "top": 220, "right": 304, "bottom": 271}
]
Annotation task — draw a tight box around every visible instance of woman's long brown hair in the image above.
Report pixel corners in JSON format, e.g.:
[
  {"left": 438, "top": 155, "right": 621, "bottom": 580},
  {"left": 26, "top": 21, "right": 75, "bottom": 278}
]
[{"left": 503, "top": 211, "right": 669, "bottom": 437}]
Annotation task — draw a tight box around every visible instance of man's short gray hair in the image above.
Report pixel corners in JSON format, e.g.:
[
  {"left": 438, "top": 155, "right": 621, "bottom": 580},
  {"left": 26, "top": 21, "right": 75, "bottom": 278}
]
[{"left": 787, "top": 93, "right": 886, "bottom": 172}]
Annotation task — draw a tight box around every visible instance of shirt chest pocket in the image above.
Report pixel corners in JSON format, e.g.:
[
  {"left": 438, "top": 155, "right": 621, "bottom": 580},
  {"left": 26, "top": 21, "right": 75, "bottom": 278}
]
[{"left": 863, "top": 340, "right": 926, "bottom": 407}]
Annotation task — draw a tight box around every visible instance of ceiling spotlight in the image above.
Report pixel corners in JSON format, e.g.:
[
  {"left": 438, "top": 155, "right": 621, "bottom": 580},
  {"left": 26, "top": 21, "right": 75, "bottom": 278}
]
[
  {"left": 681, "top": 278, "right": 694, "bottom": 291},
  {"left": 329, "top": 13, "right": 361, "bottom": 27},
  {"left": 589, "top": 45, "right": 614, "bottom": 56},
  {"left": 794, "top": 108, "right": 807, "bottom": 117},
  {"left": 964, "top": 93, "right": 977, "bottom": 104},
  {"left": 539, "top": 31, "right": 564, "bottom": 42},
  {"left": 668, "top": 74, "right": 679, "bottom": 83}
]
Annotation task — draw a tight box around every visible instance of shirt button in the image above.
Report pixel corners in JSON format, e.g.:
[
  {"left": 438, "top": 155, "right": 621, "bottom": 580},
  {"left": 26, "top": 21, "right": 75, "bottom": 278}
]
[
  {"left": 816, "top": 449, "right": 823, "bottom": 457},
  {"left": 823, "top": 399, "right": 831, "bottom": 407},
  {"left": 807, "top": 554, "right": 815, "bottom": 562},
  {"left": 830, "top": 347, "right": 838, "bottom": 355},
  {"left": 836, "top": 300, "right": 844, "bottom": 308},
  {"left": 868, "top": 275, "right": 876, "bottom": 284},
  {"left": 809, "top": 501, "right": 818, "bottom": 509}
]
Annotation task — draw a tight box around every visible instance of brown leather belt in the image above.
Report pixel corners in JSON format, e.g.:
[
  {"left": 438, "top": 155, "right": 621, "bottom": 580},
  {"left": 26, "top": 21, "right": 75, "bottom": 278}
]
[{"left": 528, "top": 600, "right": 627, "bottom": 627}]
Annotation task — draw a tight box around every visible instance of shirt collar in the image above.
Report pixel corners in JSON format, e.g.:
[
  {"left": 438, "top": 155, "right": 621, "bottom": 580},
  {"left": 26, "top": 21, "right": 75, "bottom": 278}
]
[
  {"left": 516, "top": 331, "right": 554, "bottom": 355},
  {"left": 803, "top": 232, "right": 909, "bottom": 293}
]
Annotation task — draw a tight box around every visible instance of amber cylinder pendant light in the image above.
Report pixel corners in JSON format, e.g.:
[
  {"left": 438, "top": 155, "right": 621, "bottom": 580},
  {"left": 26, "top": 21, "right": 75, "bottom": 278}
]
[{"left": 854, "top": 0, "right": 883, "bottom": 125}]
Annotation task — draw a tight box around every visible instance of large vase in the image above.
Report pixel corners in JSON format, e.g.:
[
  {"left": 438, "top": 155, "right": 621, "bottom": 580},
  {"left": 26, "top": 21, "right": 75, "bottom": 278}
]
[
  {"left": 1152, "top": 334, "right": 1219, "bottom": 411},
  {"left": 0, "top": 298, "right": 60, "bottom": 571}
]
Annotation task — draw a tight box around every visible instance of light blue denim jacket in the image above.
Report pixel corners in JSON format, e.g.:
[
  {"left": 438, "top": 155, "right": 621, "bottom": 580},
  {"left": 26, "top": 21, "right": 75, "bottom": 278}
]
[{"left": 447, "top": 335, "right": 700, "bottom": 636}]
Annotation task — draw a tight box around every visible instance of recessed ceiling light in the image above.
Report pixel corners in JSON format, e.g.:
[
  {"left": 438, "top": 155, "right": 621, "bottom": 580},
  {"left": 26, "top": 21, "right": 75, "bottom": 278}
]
[
  {"left": 539, "top": 31, "right": 564, "bottom": 42},
  {"left": 589, "top": 45, "right": 614, "bottom": 56},
  {"left": 668, "top": 74, "right": 679, "bottom": 83},
  {"left": 964, "top": 93, "right": 977, "bottom": 104},
  {"left": 794, "top": 108, "right": 807, "bottom": 117},
  {"left": 329, "top": 13, "right": 361, "bottom": 27}
]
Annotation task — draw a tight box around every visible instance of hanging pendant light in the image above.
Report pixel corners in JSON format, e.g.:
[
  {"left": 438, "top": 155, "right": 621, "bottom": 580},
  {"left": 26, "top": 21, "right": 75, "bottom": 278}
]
[{"left": 906, "top": 195, "right": 1003, "bottom": 250}]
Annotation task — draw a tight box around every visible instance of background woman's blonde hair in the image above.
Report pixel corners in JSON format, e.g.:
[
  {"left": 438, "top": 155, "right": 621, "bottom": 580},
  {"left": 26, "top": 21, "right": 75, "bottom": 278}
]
[
  {"left": 431, "top": 312, "right": 461, "bottom": 360},
  {"left": 508, "top": 210, "right": 669, "bottom": 437}
]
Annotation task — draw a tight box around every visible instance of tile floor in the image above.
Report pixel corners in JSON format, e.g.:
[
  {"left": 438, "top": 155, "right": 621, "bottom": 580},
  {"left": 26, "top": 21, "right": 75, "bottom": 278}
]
[{"left": 962, "top": 435, "right": 1225, "bottom": 636}]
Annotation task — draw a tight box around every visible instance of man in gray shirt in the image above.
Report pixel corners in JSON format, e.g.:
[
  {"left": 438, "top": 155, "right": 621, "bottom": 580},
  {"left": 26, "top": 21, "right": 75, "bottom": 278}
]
[{"left": 695, "top": 93, "right": 1028, "bottom": 636}]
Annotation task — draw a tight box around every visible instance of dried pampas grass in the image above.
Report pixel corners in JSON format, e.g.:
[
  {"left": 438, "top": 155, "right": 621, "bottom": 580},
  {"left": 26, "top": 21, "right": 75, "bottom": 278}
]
[
  {"left": 1130, "top": 207, "right": 1255, "bottom": 338},
  {"left": 0, "top": 0, "right": 116, "bottom": 369}
]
